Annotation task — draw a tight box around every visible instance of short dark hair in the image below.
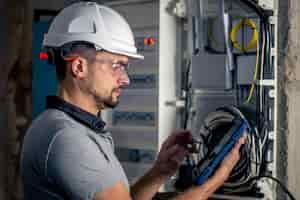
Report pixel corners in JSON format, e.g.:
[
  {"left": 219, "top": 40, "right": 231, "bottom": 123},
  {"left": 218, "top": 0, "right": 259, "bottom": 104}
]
[
  {"left": 49, "top": 42, "right": 97, "bottom": 82},
  {"left": 53, "top": 49, "right": 67, "bottom": 82}
]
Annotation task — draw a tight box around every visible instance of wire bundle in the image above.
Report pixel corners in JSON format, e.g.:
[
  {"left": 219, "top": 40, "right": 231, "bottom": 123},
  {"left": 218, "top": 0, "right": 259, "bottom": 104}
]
[{"left": 196, "top": 106, "right": 264, "bottom": 193}]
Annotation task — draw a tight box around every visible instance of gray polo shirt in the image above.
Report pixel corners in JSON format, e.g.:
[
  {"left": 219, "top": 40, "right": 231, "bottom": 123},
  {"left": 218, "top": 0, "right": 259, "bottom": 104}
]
[{"left": 21, "top": 96, "right": 129, "bottom": 200}]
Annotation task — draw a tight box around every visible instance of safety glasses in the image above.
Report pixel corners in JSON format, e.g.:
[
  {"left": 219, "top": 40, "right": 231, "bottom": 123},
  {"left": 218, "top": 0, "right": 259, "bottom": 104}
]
[
  {"left": 64, "top": 55, "right": 130, "bottom": 74},
  {"left": 92, "top": 58, "right": 130, "bottom": 74}
]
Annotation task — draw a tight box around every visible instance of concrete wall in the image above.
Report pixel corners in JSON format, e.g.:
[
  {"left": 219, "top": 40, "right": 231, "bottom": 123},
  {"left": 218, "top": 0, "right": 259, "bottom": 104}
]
[
  {"left": 279, "top": 0, "right": 300, "bottom": 199},
  {"left": 286, "top": 83, "right": 300, "bottom": 197}
]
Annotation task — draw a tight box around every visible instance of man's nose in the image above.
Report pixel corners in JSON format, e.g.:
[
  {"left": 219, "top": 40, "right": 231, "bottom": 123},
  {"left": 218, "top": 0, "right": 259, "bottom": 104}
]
[{"left": 118, "top": 72, "right": 130, "bottom": 87}]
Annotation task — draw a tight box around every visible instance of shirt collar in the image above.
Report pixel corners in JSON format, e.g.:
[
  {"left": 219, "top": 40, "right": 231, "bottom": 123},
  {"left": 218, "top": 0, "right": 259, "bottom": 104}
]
[{"left": 46, "top": 95, "right": 106, "bottom": 133}]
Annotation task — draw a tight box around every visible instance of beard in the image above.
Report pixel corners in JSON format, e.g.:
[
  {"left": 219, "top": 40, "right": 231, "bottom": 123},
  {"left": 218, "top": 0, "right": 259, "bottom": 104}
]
[
  {"left": 103, "top": 95, "right": 119, "bottom": 108},
  {"left": 93, "top": 88, "right": 120, "bottom": 109}
]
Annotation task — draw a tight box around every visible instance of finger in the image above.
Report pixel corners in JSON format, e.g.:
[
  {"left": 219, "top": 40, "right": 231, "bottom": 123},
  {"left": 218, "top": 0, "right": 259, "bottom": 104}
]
[
  {"left": 232, "top": 134, "right": 247, "bottom": 152},
  {"left": 161, "top": 144, "right": 182, "bottom": 159},
  {"left": 226, "top": 145, "right": 242, "bottom": 165},
  {"left": 224, "top": 141, "right": 243, "bottom": 165},
  {"left": 232, "top": 141, "right": 243, "bottom": 153},
  {"left": 161, "top": 130, "right": 192, "bottom": 150},
  {"left": 170, "top": 148, "right": 189, "bottom": 162},
  {"left": 168, "top": 149, "right": 188, "bottom": 166},
  {"left": 166, "top": 130, "right": 192, "bottom": 149},
  {"left": 160, "top": 134, "right": 179, "bottom": 151},
  {"left": 223, "top": 149, "right": 240, "bottom": 168},
  {"left": 164, "top": 147, "right": 188, "bottom": 164},
  {"left": 241, "top": 133, "right": 247, "bottom": 143},
  {"left": 176, "top": 149, "right": 189, "bottom": 162}
]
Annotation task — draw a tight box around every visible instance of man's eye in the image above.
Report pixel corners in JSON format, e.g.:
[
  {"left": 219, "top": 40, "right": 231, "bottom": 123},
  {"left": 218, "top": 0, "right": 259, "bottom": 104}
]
[
  {"left": 112, "top": 62, "right": 128, "bottom": 72},
  {"left": 112, "top": 63, "right": 121, "bottom": 68}
]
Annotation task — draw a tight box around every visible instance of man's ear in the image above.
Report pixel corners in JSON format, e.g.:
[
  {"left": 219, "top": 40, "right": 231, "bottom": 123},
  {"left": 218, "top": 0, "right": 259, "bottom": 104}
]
[{"left": 70, "top": 57, "right": 88, "bottom": 79}]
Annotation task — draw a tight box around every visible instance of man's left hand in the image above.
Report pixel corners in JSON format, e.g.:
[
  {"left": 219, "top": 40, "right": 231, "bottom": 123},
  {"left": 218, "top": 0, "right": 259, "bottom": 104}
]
[{"left": 152, "top": 130, "right": 193, "bottom": 179}]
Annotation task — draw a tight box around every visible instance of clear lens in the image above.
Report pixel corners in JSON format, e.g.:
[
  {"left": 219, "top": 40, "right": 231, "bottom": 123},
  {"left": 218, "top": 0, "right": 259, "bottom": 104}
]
[{"left": 93, "top": 58, "right": 129, "bottom": 74}]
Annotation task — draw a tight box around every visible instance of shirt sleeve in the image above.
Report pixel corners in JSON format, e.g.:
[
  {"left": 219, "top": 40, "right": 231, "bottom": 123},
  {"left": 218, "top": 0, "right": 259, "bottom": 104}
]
[{"left": 46, "top": 126, "right": 121, "bottom": 200}]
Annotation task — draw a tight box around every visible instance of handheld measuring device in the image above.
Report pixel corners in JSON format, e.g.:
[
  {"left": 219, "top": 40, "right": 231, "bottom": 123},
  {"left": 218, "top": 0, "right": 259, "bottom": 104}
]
[{"left": 195, "top": 118, "right": 248, "bottom": 185}]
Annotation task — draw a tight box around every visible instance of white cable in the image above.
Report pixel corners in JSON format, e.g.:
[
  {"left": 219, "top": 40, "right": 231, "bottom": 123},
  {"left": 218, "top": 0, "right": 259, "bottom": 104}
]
[
  {"left": 261, "top": 125, "right": 269, "bottom": 148},
  {"left": 260, "top": 23, "right": 267, "bottom": 113},
  {"left": 222, "top": 0, "right": 235, "bottom": 71}
]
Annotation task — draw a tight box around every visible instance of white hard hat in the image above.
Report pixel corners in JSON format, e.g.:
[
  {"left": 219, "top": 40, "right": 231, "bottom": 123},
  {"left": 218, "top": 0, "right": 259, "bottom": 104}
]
[{"left": 43, "top": 2, "right": 144, "bottom": 59}]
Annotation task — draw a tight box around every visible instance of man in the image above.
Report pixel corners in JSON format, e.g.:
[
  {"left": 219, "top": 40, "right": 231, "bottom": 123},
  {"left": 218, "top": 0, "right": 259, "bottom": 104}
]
[{"left": 21, "top": 2, "right": 246, "bottom": 200}]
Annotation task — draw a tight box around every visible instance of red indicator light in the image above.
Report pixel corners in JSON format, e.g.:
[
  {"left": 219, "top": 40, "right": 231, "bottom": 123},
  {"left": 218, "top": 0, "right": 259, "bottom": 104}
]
[
  {"left": 39, "top": 52, "right": 48, "bottom": 60},
  {"left": 148, "top": 37, "right": 155, "bottom": 45},
  {"left": 143, "top": 37, "right": 155, "bottom": 46}
]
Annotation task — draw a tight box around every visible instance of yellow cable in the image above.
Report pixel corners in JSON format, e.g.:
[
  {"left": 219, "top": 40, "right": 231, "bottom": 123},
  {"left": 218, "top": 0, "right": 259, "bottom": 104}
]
[
  {"left": 229, "top": 18, "right": 260, "bottom": 104},
  {"left": 245, "top": 31, "right": 260, "bottom": 104},
  {"left": 230, "top": 19, "right": 258, "bottom": 52}
]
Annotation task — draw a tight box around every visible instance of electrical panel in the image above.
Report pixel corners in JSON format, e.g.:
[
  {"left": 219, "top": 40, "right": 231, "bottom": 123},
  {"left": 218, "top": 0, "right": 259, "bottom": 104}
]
[
  {"left": 237, "top": 55, "right": 257, "bottom": 85},
  {"left": 183, "top": 0, "right": 280, "bottom": 199},
  {"left": 191, "top": 53, "right": 227, "bottom": 89},
  {"left": 113, "top": 111, "right": 156, "bottom": 127},
  {"left": 127, "top": 74, "right": 157, "bottom": 89},
  {"left": 190, "top": 91, "right": 236, "bottom": 132}
]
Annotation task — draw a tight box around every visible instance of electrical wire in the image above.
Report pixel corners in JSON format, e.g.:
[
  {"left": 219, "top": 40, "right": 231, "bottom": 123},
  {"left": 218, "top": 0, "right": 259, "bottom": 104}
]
[
  {"left": 215, "top": 1, "right": 272, "bottom": 193},
  {"left": 196, "top": 106, "right": 265, "bottom": 192},
  {"left": 245, "top": 27, "right": 260, "bottom": 104},
  {"left": 226, "top": 17, "right": 261, "bottom": 104},
  {"left": 182, "top": 58, "right": 197, "bottom": 167},
  {"left": 183, "top": 60, "right": 191, "bottom": 130},
  {"left": 259, "top": 18, "right": 272, "bottom": 117},
  {"left": 259, "top": 22, "right": 273, "bottom": 174},
  {"left": 250, "top": 176, "right": 296, "bottom": 200},
  {"left": 254, "top": 17, "right": 272, "bottom": 177},
  {"left": 238, "top": 0, "right": 272, "bottom": 19},
  {"left": 230, "top": 19, "right": 259, "bottom": 52},
  {"left": 259, "top": 21, "right": 266, "bottom": 111},
  {"left": 263, "top": 22, "right": 272, "bottom": 120},
  {"left": 222, "top": 0, "right": 235, "bottom": 72},
  {"left": 224, "top": 0, "right": 271, "bottom": 106}
]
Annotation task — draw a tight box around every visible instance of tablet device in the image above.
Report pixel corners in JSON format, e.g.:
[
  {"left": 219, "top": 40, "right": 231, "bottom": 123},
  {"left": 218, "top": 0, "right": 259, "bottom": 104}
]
[{"left": 195, "top": 118, "right": 248, "bottom": 185}]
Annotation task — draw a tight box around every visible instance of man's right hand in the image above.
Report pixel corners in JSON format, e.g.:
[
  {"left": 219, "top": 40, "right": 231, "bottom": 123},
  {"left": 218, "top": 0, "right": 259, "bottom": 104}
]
[
  {"left": 174, "top": 134, "right": 247, "bottom": 200},
  {"left": 212, "top": 133, "right": 247, "bottom": 182}
]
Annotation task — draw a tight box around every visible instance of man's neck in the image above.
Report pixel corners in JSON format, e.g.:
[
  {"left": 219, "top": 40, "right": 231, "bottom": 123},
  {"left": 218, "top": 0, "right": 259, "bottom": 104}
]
[{"left": 57, "top": 84, "right": 99, "bottom": 116}]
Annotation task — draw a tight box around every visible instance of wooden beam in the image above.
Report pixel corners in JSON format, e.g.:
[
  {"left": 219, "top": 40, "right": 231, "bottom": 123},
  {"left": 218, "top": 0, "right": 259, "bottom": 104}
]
[{"left": 0, "top": 0, "right": 32, "bottom": 199}]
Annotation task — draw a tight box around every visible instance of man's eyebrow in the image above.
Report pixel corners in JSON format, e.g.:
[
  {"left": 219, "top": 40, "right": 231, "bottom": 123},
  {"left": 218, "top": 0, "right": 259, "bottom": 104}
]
[{"left": 115, "top": 60, "right": 128, "bottom": 64}]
